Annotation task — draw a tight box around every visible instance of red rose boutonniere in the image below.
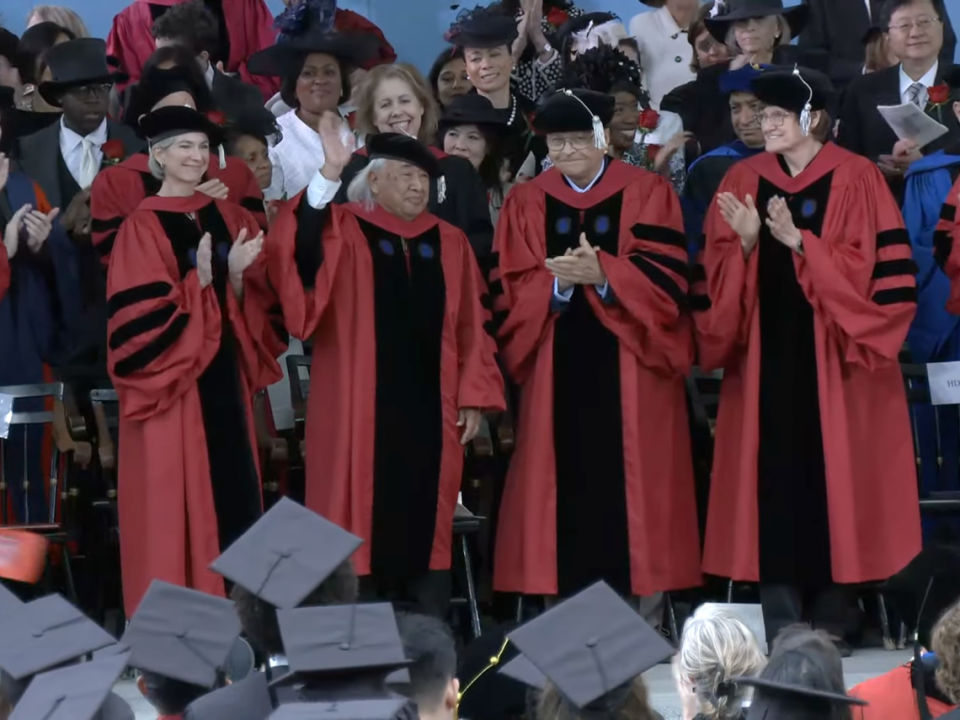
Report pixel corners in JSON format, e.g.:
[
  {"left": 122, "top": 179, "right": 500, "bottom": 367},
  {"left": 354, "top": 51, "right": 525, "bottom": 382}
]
[
  {"left": 546, "top": 7, "right": 569, "bottom": 29},
  {"left": 646, "top": 144, "right": 662, "bottom": 163},
  {"left": 638, "top": 108, "right": 660, "bottom": 132},
  {"left": 925, "top": 84, "right": 952, "bottom": 123},
  {"left": 101, "top": 139, "right": 126, "bottom": 166}
]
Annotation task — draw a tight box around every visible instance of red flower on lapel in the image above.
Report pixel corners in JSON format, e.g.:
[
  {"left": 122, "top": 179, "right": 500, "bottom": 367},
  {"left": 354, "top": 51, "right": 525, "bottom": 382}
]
[
  {"left": 638, "top": 108, "right": 660, "bottom": 130},
  {"left": 206, "top": 110, "right": 228, "bottom": 126},
  {"left": 646, "top": 144, "right": 662, "bottom": 164},
  {"left": 928, "top": 84, "right": 950, "bottom": 106},
  {"left": 101, "top": 139, "right": 126, "bottom": 166},
  {"left": 546, "top": 7, "right": 569, "bottom": 28}
]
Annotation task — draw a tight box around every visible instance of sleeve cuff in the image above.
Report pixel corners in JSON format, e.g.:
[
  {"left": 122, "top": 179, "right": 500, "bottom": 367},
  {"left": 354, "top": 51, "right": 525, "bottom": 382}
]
[
  {"left": 306, "top": 173, "right": 342, "bottom": 209},
  {"left": 552, "top": 277, "right": 574, "bottom": 302}
]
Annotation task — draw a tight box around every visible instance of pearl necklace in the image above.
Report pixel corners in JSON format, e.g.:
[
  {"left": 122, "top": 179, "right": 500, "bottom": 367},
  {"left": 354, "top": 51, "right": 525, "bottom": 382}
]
[{"left": 507, "top": 94, "right": 518, "bottom": 126}]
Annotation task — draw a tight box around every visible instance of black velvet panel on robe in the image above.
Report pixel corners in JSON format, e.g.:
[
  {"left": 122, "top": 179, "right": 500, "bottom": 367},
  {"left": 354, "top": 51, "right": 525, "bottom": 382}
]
[
  {"left": 359, "top": 219, "right": 447, "bottom": 584},
  {"left": 756, "top": 158, "right": 833, "bottom": 587},
  {"left": 544, "top": 178, "right": 632, "bottom": 598},
  {"left": 151, "top": 204, "right": 262, "bottom": 554}
]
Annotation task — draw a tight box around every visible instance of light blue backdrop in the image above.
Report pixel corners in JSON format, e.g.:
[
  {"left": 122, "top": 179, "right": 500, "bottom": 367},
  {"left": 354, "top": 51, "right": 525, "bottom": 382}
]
[{"left": 0, "top": 0, "right": 958, "bottom": 73}]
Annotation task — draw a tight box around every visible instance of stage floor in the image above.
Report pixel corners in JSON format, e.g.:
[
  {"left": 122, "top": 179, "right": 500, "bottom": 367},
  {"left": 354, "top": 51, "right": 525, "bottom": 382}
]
[{"left": 115, "top": 648, "right": 914, "bottom": 718}]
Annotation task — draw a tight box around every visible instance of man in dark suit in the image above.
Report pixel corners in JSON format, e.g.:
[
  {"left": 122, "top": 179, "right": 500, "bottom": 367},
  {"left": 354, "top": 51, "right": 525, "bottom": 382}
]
[
  {"left": 839, "top": 0, "right": 960, "bottom": 183},
  {"left": 152, "top": 0, "right": 264, "bottom": 117},
  {"left": 801, "top": 0, "right": 956, "bottom": 88}
]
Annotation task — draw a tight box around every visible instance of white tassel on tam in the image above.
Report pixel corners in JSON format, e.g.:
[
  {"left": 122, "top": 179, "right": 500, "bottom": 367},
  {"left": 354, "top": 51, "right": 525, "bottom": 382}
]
[
  {"left": 437, "top": 176, "right": 447, "bottom": 204},
  {"left": 218, "top": 145, "right": 227, "bottom": 169},
  {"left": 563, "top": 89, "right": 606, "bottom": 150}
]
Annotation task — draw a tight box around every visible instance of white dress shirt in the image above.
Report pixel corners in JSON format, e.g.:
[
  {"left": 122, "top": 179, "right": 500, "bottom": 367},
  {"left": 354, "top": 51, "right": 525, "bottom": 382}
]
[
  {"left": 628, "top": 6, "right": 695, "bottom": 110},
  {"left": 203, "top": 61, "right": 216, "bottom": 89},
  {"left": 552, "top": 163, "right": 610, "bottom": 303},
  {"left": 59, "top": 117, "right": 107, "bottom": 188},
  {"left": 899, "top": 61, "right": 939, "bottom": 108},
  {"left": 265, "top": 110, "right": 356, "bottom": 200}
]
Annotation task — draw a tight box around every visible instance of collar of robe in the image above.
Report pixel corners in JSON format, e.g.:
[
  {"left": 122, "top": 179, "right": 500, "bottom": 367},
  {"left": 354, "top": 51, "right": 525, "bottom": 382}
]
[
  {"left": 348, "top": 201, "right": 440, "bottom": 238},
  {"left": 120, "top": 153, "right": 151, "bottom": 173},
  {"left": 743, "top": 141, "right": 848, "bottom": 193},
  {"left": 139, "top": 190, "right": 218, "bottom": 213},
  {"left": 531, "top": 157, "right": 636, "bottom": 210}
]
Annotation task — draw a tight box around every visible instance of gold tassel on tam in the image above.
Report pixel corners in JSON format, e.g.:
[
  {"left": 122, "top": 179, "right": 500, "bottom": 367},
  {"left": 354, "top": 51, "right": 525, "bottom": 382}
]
[
  {"left": 437, "top": 175, "right": 447, "bottom": 204},
  {"left": 218, "top": 145, "right": 227, "bottom": 169}
]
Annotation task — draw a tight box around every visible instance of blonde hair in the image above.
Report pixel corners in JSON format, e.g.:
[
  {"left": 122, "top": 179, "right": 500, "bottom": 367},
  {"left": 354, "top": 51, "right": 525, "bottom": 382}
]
[
  {"left": 535, "top": 676, "right": 657, "bottom": 720},
  {"left": 26, "top": 5, "right": 89, "bottom": 37},
  {"left": 356, "top": 63, "right": 439, "bottom": 145},
  {"left": 932, "top": 599, "right": 960, "bottom": 703},
  {"left": 677, "top": 606, "right": 767, "bottom": 720},
  {"left": 148, "top": 136, "right": 179, "bottom": 179},
  {"left": 724, "top": 15, "right": 792, "bottom": 55}
]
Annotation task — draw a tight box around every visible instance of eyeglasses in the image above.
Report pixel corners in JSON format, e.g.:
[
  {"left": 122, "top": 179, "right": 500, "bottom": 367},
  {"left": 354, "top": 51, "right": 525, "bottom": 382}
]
[
  {"left": 68, "top": 83, "right": 112, "bottom": 99},
  {"left": 546, "top": 133, "right": 596, "bottom": 151},
  {"left": 754, "top": 109, "right": 791, "bottom": 128},
  {"left": 888, "top": 16, "right": 940, "bottom": 33}
]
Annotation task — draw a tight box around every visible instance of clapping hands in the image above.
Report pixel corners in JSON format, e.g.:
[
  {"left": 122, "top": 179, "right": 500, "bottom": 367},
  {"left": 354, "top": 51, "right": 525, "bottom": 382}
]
[{"left": 545, "top": 233, "right": 607, "bottom": 292}]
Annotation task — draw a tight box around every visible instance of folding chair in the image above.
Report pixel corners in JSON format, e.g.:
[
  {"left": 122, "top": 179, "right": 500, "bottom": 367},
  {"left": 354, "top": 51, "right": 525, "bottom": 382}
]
[
  {"left": 285, "top": 355, "right": 311, "bottom": 460},
  {"left": 451, "top": 504, "right": 483, "bottom": 639}
]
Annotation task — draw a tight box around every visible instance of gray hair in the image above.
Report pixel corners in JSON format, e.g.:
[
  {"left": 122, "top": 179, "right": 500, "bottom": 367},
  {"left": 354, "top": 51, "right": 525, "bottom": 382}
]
[
  {"left": 724, "top": 15, "right": 792, "bottom": 54},
  {"left": 346, "top": 157, "right": 387, "bottom": 209},
  {"left": 677, "top": 606, "right": 767, "bottom": 720},
  {"left": 148, "top": 136, "right": 179, "bottom": 180}
]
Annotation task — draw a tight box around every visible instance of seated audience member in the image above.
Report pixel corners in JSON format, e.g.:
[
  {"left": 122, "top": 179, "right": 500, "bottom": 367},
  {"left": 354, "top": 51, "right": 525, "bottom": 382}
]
[
  {"left": 863, "top": 26, "right": 900, "bottom": 74},
  {"left": 801, "top": 0, "right": 953, "bottom": 87},
  {"left": 248, "top": 30, "right": 377, "bottom": 200},
  {"left": 151, "top": 0, "right": 263, "bottom": 117},
  {"left": 628, "top": 0, "right": 700, "bottom": 110},
  {"left": 105, "top": 0, "right": 277, "bottom": 98},
  {"left": 13, "top": 21, "right": 73, "bottom": 112},
  {"left": 839, "top": 0, "right": 960, "bottom": 175},
  {"left": 224, "top": 107, "right": 282, "bottom": 194},
  {"left": 690, "top": 2, "right": 732, "bottom": 74},
  {"left": 503, "top": 582, "right": 672, "bottom": 720},
  {"left": 674, "top": 606, "right": 767, "bottom": 720},
  {"left": 274, "top": 0, "right": 396, "bottom": 69},
  {"left": 25, "top": 5, "right": 89, "bottom": 37},
  {"left": 428, "top": 47, "right": 469, "bottom": 110},
  {"left": 396, "top": 614, "right": 459, "bottom": 720},
  {"left": 339, "top": 62, "right": 494, "bottom": 259},
  {"left": 850, "top": 546, "right": 960, "bottom": 719},
  {"left": 438, "top": 93, "right": 511, "bottom": 226},
  {"left": 683, "top": 64, "right": 768, "bottom": 245},
  {"left": 121, "top": 44, "right": 215, "bottom": 128},
  {"left": 92, "top": 58, "right": 265, "bottom": 268}
]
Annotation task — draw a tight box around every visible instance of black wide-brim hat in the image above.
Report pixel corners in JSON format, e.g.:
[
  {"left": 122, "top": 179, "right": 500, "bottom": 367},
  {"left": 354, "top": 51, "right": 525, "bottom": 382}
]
[
  {"left": 533, "top": 88, "right": 615, "bottom": 135},
  {"left": 751, "top": 66, "right": 836, "bottom": 115},
  {"left": 139, "top": 106, "right": 225, "bottom": 147},
  {"left": 446, "top": 6, "right": 520, "bottom": 50},
  {"left": 366, "top": 133, "right": 442, "bottom": 178},
  {"left": 704, "top": 0, "right": 809, "bottom": 44},
  {"left": 247, "top": 31, "right": 381, "bottom": 77},
  {"left": 438, "top": 93, "right": 509, "bottom": 134},
  {"left": 38, "top": 37, "right": 126, "bottom": 108}
]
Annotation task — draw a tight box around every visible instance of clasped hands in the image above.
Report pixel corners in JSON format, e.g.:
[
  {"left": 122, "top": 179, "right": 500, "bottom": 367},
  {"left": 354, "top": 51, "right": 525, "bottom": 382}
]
[
  {"left": 197, "top": 227, "right": 265, "bottom": 299},
  {"left": 545, "top": 233, "right": 607, "bottom": 293},
  {"left": 717, "top": 192, "right": 802, "bottom": 255}
]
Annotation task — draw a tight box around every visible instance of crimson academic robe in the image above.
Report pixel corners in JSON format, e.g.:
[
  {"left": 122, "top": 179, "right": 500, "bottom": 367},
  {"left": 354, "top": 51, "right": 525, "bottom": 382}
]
[
  {"left": 106, "top": 193, "right": 282, "bottom": 614},
  {"left": 694, "top": 143, "right": 921, "bottom": 585},
  {"left": 105, "top": 0, "right": 279, "bottom": 100},
  {"left": 849, "top": 664, "right": 956, "bottom": 719},
  {"left": 934, "top": 174, "right": 960, "bottom": 312},
  {"left": 91, "top": 153, "right": 266, "bottom": 269},
  {"left": 268, "top": 196, "right": 504, "bottom": 579},
  {"left": 491, "top": 159, "right": 703, "bottom": 598}
]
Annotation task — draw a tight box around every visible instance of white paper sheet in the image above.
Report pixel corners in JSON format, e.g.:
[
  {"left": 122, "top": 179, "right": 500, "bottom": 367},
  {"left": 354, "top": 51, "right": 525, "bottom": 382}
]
[
  {"left": 926, "top": 361, "right": 960, "bottom": 405},
  {"left": 877, "top": 102, "right": 949, "bottom": 148}
]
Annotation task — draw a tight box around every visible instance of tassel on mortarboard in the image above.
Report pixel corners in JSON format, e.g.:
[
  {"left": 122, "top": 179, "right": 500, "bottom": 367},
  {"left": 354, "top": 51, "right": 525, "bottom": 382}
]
[
  {"left": 438, "top": 175, "right": 447, "bottom": 204},
  {"left": 562, "top": 89, "right": 606, "bottom": 150},
  {"left": 218, "top": 145, "right": 227, "bottom": 170}
]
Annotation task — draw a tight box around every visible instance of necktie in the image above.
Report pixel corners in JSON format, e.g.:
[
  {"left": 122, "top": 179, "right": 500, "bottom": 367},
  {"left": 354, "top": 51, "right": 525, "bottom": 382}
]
[
  {"left": 78, "top": 137, "right": 99, "bottom": 189},
  {"left": 907, "top": 82, "right": 926, "bottom": 109}
]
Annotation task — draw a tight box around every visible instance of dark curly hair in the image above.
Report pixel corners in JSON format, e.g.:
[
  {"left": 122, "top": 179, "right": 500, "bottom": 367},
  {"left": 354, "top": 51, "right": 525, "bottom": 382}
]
[
  {"left": 151, "top": 0, "right": 219, "bottom": 59},
  {"left": 224, "top": 108, "right": 283, "bottom": 152},
  {"left": 231, "top": 559, "right": 360, "bottom": 656},
  {"left": 563, "top": 44, "right": 647, "bottom": 104}
]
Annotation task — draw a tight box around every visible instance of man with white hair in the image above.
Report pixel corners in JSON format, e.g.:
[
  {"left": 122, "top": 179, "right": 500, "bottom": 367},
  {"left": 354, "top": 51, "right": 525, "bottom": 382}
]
[{"left": 267, "top": 115, "right": 505, "bottom": 615}]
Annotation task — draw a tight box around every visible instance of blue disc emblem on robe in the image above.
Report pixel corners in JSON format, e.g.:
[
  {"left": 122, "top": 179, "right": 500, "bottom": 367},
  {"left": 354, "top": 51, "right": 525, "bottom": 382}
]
[
  {"left": 801, "top": 199, "right": 817, "bottom": 219},
  {"left": 556, "top": 216, "right": 573, "bottom": 235},
  {"left": 188, "top": 248, "right": 198, "bottom": 267},
  {"left": 418, "top": 243, "right": 434, "bottom": 260},
  {"left": 379, "top": 239, "right": 395, "bottom": 255},
  {"left": 594, "top": 215, "right": 610, "bottom": 234},
  {"left": 216, "top": 242, "right": 230, "bottom": 262}
]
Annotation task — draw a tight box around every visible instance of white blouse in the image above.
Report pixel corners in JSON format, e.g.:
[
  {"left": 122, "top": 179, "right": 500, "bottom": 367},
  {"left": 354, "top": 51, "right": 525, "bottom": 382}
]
[
  {"left": 628, "top": 6, "right": 696, "bottom": 110},
  {"left": 265, "top": 109, "right": 356, "bottom": 201}
]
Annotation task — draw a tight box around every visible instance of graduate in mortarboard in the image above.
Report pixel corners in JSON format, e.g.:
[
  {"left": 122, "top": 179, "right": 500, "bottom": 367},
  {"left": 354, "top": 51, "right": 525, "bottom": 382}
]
[
  {"left": 106, "top": 106, "right": 283, "bottom": 615},
  {"left": 92, "top": 51, "right": 268, "bottom": 270},
  {"left": 267, "top": 122, "right": 504, "bottom": 614},
  {"left": 693, "top": 67, "right": 921, "bottom": 643},
  {"left": 490, "top": 87, "right": 702, "bottom": 607}
]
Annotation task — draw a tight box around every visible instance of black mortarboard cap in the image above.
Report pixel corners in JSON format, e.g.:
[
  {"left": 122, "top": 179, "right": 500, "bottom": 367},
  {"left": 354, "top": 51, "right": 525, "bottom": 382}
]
[
  {"left": 455, "top": 626, "right": 528, "bottom": 719},
  {"left": 277, "top": 603, "right": 409, "bottom": 677},
  {"left": 365, "top": 133, "right": 442, "bottom": 178},
  {"left": 9, "top": 651, "right": 129, "bottom": 720},
  {"left": 532, "top": 88, "right": 614, "bottom": 143},
  {"left": 938, "top": 708, "right": 960, "bottom": 720},
  {"left": 211, "top": 497, "right": 362, "bottom": 610},
  {"left": 730, "top": 674, "right": 868, "bottom": 717},
  {"left": 446, "top": 5, "right": 519, "bottom": 49},
  {"left": 883, "top": 544, "right": 960, "bottom": 648},
  {"left": 750, "top": 66, "right": 836, "bottom": 115},
  {"left": 98, "top": 692, "right": 135, "bottom": 720},
  {"left": 184, "top": 671, "right": 274, "bottom": 720},
  {"left": 268, "top": 698, "right": 409, "bottom": 719},
  {"left": 248, "top": 31, "right": 381, "bottom": 77},
  {"left": 226, "top": 106, "right": 284, "bottom": 147},
  {"left": 0, "top": 594, "right": 117, "bottom": 679},
  {"left": 121, "top": 579, "right": 241, "bottom": 688},
  {"left": 506, "top": 581, "right": 674, "bottom": 711},
  {"left": 139, "top": 105, "right": 225, "bottom": 146},
  {"left": 499, "top": 653, "right": 547, "bottom": 689},
  {"left": 438, "top": 93, "right": 508, "bottom": 133}
]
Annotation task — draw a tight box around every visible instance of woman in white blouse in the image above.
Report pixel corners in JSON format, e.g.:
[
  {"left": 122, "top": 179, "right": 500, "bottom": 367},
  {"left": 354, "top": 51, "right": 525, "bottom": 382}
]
[
  {"left": 246, "top": 32, "right": 377, "bottom": 200},
  {"left": 628, "top": 0, "right": 701, "bottom": 109}
]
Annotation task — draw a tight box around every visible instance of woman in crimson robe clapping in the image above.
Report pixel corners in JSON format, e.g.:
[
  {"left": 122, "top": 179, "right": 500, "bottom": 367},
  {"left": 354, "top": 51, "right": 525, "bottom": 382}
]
[
  {"left": 693, "top": 68, "right": 921, "bottom": 643},
  {"left": 106, "top": 106, "right": 282, "bottom": 614}
]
